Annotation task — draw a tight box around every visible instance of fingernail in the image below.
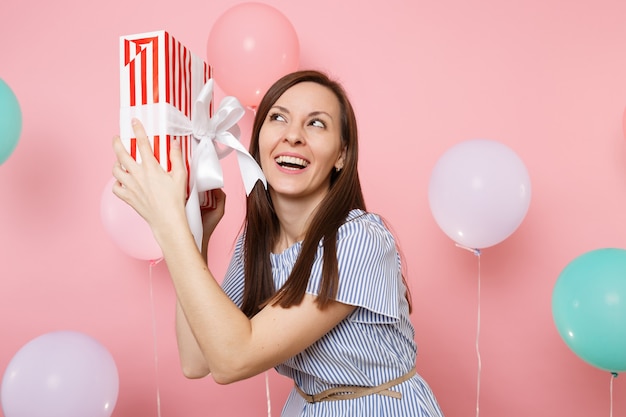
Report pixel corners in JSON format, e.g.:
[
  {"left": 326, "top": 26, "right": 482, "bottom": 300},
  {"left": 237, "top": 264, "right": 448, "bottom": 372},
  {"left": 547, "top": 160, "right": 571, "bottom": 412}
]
[{"left": 131, "top": 118, "right": 138, "bottom": 125}]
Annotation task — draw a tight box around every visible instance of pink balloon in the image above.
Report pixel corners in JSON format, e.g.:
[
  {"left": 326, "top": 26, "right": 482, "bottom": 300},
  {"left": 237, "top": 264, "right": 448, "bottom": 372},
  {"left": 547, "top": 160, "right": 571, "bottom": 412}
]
[
  {"left": 428, "top": 139, "right": 531, "bottom": 249},
  {"left": 100, "top": 177, "right": 162, "bottom": 261},
  {"left": 1, "top": 331, "right": 119, "bottom": 417},
  {"left": 207, "top": 2, "right": 300, "bottom": 108}
]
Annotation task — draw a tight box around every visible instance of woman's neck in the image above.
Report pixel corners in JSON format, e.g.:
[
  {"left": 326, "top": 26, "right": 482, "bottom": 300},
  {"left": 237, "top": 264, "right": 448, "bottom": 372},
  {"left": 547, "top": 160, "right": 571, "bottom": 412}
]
[{"left": 271, "top": 194, "right": 324, "bottom": 253}]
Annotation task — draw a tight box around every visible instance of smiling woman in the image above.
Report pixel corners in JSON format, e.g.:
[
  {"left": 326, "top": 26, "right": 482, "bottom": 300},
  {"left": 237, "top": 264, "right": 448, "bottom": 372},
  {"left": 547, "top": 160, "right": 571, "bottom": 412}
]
[
  {"left": 274, "top": 155, "right": 310, "bottom": 170},
  {"left": 257, "top": 81, "right": 346, "bottom": 220},
  {"left": 111, "top": 70, "right": 444, "bottom": 417}
]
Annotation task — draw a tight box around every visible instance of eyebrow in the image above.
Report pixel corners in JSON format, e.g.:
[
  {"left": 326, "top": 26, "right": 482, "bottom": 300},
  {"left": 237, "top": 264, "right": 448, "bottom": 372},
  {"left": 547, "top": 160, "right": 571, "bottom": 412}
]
[{"left": 271, "top": 105, "right": 334, "bottom": 120}]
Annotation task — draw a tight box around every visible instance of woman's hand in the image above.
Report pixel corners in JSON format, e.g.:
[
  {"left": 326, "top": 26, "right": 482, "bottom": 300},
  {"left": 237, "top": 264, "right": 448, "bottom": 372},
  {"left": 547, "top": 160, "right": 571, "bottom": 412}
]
[
  {"left": 202, "top": 189, "right": 226, "bottom": 236},
  {"left": 111, "top": 118, "right": 188, "bottom": 240},
  {"left": 200, "top": 189, "right": 226, "bottom": 255}
]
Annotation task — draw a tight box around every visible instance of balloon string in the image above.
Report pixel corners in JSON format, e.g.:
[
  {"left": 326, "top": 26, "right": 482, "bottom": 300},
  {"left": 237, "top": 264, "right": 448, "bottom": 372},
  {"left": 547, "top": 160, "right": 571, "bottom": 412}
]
[
  {"left": 474, "top": 249, "right": 482, "bottom": 417},
  {"left": 455, "top": 244, "right": 482, "bottom": 416},
  {"left": 148, "top": 258, "right": 269, "bottom": 417},
  {"left": 610, "top": 372, "right": 618, "bottom": 417},
  {"left": 149, "top": 258, "right": 164, "bottom": 417},
  {"left": 265, "top": 371, "right": 272, "bottom": 417}
]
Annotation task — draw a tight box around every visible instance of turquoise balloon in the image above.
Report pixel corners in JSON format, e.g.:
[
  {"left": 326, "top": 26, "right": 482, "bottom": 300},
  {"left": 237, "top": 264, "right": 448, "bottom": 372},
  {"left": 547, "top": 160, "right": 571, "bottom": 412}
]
[
  {"left": 552, "top": 248, "right": 626, "bottom": 372},
  {"left": 0, "top": 79, "right": 22, "bottom": 165}
]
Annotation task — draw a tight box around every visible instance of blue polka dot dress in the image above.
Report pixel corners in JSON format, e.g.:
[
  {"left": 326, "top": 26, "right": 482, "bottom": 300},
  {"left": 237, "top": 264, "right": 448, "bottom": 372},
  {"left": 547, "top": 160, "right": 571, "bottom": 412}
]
[{"left": 222, "top": 209, "right": 444, "bottom": 417}]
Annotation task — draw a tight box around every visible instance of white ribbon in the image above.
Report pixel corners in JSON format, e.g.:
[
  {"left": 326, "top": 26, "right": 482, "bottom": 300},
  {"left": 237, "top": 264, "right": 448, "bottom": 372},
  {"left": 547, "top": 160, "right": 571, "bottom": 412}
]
[
  {"left": 120, "top": 79, "right": 267, "bottom": 249},
  {"left": 185, "top": 80, "right": 266, "bottom": 249}
]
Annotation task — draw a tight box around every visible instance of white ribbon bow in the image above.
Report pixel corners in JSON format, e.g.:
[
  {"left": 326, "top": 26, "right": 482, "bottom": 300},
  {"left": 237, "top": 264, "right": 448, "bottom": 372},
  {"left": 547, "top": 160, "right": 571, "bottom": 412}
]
[
  {"left": 185, "top": 80, "right": 267, "bottom": 249},
  {"left": 120, "top": 79, "right": 266, "bottom": 250}
]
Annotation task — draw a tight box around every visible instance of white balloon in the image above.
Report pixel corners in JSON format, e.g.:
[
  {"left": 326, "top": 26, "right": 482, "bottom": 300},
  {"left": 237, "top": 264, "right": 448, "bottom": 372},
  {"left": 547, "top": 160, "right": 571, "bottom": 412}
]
[
  {"left": 428, "top": 139, "right": 531, "bottom": 249},
  {"left": 1, "top": 331, "right": 119, "bottom": 417}
]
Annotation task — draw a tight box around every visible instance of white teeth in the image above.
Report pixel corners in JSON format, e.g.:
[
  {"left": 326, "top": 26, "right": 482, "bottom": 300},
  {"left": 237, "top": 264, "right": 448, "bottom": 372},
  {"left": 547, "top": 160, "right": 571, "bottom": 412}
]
[{"left": 275, "top": 155, "right": 309, "bottom": 168}]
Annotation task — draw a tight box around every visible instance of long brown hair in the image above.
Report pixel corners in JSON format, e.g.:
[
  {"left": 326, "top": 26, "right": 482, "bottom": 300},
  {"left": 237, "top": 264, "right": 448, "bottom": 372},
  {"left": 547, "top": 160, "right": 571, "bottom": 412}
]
[{"left": 240, "top": 70, "right": 410, "bottom": 317}]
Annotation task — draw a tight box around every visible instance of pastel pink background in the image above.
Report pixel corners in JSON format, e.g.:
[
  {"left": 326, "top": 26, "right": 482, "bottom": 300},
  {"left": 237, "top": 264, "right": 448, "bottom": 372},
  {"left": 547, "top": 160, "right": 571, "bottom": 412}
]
[{"left": 2, "top": 0, "right": 626, "bottom": 416}]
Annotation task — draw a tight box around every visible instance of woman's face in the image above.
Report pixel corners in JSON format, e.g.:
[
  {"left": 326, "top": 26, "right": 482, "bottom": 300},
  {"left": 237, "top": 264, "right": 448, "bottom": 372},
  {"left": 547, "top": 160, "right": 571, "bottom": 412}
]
[{"left": 258, "top": 82, "right": 345, "bottom": 204}]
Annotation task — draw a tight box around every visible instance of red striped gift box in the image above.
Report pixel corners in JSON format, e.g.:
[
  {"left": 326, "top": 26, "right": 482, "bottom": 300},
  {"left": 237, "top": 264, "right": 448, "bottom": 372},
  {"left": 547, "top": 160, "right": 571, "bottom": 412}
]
[{"left": 119, "top": 30, "right": 215, "bottom": 208}]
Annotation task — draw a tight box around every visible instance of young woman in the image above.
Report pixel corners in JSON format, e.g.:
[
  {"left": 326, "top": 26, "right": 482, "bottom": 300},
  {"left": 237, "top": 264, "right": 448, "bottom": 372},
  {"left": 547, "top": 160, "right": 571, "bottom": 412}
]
[{"left": 112, "top": 70, "right": 444, "bottom": 416}]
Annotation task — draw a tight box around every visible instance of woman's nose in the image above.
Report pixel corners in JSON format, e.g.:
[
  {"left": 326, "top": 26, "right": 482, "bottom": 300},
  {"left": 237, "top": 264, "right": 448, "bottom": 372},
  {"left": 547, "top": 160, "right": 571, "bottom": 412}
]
[{"left": 283, "top": 126, "right": 304, "bottom": 145}]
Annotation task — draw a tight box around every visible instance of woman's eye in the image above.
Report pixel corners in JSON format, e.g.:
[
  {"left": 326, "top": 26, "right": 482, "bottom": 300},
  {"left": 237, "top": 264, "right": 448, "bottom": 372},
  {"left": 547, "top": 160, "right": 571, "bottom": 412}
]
[
  {"left": 310, "top": 119, "right": 325, "bottom": 128},
  {"left": 269, "top": 113, "right": 286, "bottom": 122}
]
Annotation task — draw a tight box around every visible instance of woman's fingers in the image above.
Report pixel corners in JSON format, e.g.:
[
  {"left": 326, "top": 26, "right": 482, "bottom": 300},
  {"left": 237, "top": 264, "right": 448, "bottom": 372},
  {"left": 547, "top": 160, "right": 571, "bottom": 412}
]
[
  {"left": 132, "top": 118, "right": 160, "bottom": 168},
  {"left": 211, "top": 188, "right": 226, "bottom": 206},
  {"left": 169, "top": 137, "right": 187, "bottom": 183},
  {"left": 111, "top": 118, "right": 188, "bottom": 217},
  {"left": 129, "top": 118, "right": 186, "bottom": 185},
  {"left": 112, "top": 135, "right": 136, "bottom": 173},
  {"left": 113, "top": 118, "right": 165, "bottom": 179}
]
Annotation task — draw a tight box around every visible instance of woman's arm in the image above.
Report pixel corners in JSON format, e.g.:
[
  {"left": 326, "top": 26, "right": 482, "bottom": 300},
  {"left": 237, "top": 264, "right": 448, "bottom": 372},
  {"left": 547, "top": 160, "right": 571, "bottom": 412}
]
[
  {"left": 174, "top": 196, "right": 226, "bottom": 379},
  {"left": 112, "top": 120, "right": 355, "bottom": 384},
  {"left": 153, "top": 216, "right": 354, "bottom": 384},
  {"left": 175, "top": 300, "right": 210, "bottom": 378}
]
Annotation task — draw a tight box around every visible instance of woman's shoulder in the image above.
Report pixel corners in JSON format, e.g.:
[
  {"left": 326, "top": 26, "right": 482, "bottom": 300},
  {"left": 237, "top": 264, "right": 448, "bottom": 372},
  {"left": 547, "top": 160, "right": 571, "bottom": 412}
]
[
  {"left": 344, "top": 208, "right": 382, "bottom": 224},
  {"left": 337, "top": 209, "right": 395, "bottom": 246},
  {"left": 340, "top": 209, "right": 387, "bottom": 233}
]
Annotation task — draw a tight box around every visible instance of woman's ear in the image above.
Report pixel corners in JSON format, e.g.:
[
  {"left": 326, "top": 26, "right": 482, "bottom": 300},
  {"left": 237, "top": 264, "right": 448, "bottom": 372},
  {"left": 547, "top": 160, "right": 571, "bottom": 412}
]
[{"left": 335, "top": 147, "right": 346, "bottom": 171}]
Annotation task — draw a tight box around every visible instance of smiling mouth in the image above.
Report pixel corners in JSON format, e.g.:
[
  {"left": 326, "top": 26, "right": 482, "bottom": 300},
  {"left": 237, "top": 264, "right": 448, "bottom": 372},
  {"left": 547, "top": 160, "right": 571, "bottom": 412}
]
[{"left": 275, "top": 155, "right": 309, "bottom": 170}]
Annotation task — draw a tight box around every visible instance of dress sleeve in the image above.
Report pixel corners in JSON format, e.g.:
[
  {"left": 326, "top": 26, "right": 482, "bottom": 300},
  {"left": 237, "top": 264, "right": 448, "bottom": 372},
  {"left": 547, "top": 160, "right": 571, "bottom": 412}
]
[
  {"left": 306, "top": 214, "right": 402, "bottom": 324},
  {"left": 220, "top": 234, "right": 246, "bottom": 308}
]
